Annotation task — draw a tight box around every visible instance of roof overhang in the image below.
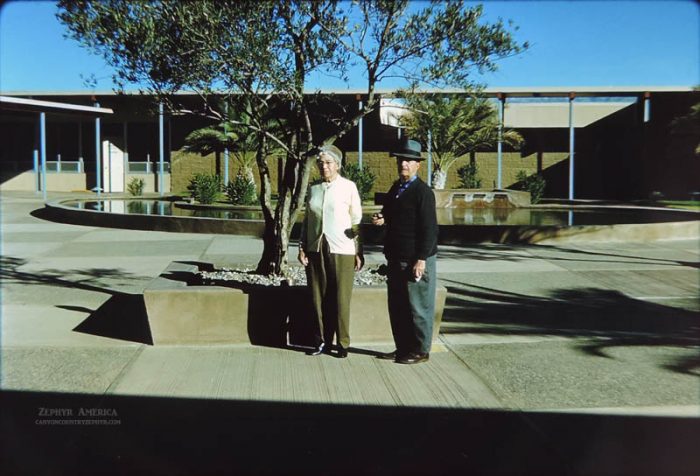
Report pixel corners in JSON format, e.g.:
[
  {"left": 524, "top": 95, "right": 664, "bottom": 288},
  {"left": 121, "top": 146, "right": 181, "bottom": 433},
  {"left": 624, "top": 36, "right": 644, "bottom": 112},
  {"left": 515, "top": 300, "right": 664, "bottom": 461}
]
[
  {"left": 0, "top": 95, "right": 114, "bottom": 116},
  {"left": 1, "top": 85, "right": 695, "bottom": 98}
]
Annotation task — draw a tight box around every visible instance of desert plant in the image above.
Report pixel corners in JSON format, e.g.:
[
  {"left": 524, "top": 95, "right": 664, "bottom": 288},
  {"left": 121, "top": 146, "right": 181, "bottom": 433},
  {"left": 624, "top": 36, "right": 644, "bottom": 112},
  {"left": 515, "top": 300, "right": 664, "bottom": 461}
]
[
  {"left": 341, "top": 163, "right": 377, "bottom": 202},
  {"left": 516, "top": 170, "right": 546, "bottom": 204},
  {"left": 187, "top": 173, "right": 221, "bottom": 204},
  {"left": 399, "top": 93, "right": 524, "bottom": 189},
  {"left": 127, "top": 177, "right": 145, "bottom": 196},
  {"left": 226, "top": 173, "right": 257, "bottom": 205},
  {"left": 457, "top": 162, "right": 482, "bottom": 189}
]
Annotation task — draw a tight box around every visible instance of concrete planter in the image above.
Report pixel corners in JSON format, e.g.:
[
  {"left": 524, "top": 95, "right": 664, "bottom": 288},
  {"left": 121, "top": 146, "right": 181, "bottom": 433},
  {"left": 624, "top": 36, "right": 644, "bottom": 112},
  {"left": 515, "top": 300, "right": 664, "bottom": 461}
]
[{"left": 143, "top": 261, "right": 446, "bottom": 347}]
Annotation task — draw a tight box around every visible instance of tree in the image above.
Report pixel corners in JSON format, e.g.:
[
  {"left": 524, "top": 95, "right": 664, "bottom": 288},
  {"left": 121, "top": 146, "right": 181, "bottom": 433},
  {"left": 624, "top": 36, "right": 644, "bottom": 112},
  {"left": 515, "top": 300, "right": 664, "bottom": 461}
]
[
  {"left": 58, "top": 0, "right": 526, "bottom": 275},
  {"left": 670, "top": 87, "right": 700, "bottom": 156},
  {"left": 399, "top": 93, "right": 524, "bottom": 189},
  {"left": 183, "top": 98, "right": 285, "bottom": 195}
]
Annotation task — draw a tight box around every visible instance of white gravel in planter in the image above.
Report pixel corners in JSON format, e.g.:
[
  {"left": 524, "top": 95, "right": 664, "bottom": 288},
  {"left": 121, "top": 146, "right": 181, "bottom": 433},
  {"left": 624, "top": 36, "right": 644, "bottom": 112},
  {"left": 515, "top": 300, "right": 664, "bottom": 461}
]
[{"left": 199, "top": 265, "right": 388, "bottom": 287}]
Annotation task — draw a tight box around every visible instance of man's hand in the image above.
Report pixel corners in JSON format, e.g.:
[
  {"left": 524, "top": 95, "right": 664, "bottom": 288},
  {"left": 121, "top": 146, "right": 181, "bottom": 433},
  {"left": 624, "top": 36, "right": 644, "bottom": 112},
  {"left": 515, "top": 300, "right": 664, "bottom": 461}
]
[
  {"left": 413, "top": 259, "right": 426, "bottom": 281},
  {"left": 298, "top": 249, "right": 309, "bottom": 266},
  {"left": 371, "top": 212, "right": 384, "bottom": 226}
]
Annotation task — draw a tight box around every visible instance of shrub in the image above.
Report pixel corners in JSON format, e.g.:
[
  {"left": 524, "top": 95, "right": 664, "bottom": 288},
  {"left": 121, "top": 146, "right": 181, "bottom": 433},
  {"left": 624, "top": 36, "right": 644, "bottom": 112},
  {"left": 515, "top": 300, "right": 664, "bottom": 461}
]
[
  {"left": 516, "top": 170, "right": 546, "bottom": 204},
  {"left": 456, "top": 162, "right": 482, "bottom": 189},
  {"left": 341, "top": 163, "right": 376, "bottom": 201},
  {"left": 225, "top": 173, "right": 257, "bottom": 205},
  {"left": 127, "top": 177, "right": 145, "bottom": 196},
  {"left": 187, "top": 173, "right": 221, "bottom": 204}
]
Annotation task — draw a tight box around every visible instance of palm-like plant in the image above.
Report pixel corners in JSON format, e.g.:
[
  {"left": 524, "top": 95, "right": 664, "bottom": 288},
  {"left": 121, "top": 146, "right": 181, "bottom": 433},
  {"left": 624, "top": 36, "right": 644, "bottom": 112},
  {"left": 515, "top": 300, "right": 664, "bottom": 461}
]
[
  {"left": 184, "top": 101, "right": 258, "bottom": 191},
  {"left": 401, "top": 93, "right": 524, "bottom": 189}
]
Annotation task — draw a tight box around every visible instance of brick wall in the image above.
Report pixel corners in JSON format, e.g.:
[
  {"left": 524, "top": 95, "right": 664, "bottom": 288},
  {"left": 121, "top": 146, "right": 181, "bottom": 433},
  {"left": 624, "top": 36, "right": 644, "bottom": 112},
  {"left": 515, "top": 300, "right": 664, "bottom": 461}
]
[{"left": 172, "top": 148, "right": 570, "bottom": 196}]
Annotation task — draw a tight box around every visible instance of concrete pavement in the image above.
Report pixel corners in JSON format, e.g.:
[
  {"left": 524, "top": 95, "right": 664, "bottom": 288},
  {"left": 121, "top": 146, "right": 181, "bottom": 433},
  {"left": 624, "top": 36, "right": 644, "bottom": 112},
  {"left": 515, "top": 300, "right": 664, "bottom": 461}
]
[{"left": 1, "top": 190, "right": 699, "bottom": 475}]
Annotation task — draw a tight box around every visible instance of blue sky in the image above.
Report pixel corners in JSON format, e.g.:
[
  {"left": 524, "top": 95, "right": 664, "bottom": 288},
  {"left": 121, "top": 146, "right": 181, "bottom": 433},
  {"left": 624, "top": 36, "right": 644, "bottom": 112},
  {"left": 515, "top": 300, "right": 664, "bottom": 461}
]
[{"left": 1, "top": 0, "right": 698, "bottom": 93}]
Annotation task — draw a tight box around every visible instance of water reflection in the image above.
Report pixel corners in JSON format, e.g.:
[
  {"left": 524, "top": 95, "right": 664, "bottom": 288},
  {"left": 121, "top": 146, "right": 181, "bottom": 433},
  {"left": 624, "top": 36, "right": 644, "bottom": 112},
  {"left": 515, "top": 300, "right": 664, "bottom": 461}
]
[{"left": 67, "top": 200, "right": 697, "bottom": 227}]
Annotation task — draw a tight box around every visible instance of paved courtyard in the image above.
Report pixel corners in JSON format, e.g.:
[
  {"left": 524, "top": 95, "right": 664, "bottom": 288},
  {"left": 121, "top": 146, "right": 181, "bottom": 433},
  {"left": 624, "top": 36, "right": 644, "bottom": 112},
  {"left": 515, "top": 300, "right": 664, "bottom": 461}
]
[{"left": 1, "top": 191, "right": 698, "bottom": 475}]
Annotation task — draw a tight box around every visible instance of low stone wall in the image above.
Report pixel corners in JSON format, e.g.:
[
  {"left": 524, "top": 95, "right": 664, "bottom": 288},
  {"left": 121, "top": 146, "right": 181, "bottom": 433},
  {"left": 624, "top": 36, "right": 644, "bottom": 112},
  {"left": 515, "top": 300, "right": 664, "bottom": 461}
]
[
  {"left": 0, "top": 171, "right": 87, "bottom": 192},
  {"left": 143, "top": 261, "right": 447, "bottom": 348}
]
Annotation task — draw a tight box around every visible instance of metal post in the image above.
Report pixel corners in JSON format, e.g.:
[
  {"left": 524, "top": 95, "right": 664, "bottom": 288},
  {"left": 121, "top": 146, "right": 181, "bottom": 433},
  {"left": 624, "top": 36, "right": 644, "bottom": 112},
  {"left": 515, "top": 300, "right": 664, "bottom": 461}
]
[
  {"left": 40, "top": 112, "right": 47, "bottom": 200},
  {"left": 95, "top": 102, "right": 101, "bottom": 197},
  {"left": 497, "top": 94, "right": 505, "bottom": 189},
  {"left": 159, "top": 102, "right": 165, "bottom": 196},
  {"left": 33, "top": 150, "right": 39, "bottom": 192},
  {"left": 427, "top": 129, "right": 432, "bottom": 187},
  {"left": 357, "top": 96, "right": 363, "bottom": 170},
  {"left": 224, "top": 102, "right": 229, "bottom": 184},
  {"left": 57, "top": 153, "right": 61, "bottom": 172},
  {"left": 643, "top": 91, "right": 651, "bottom": 123},
  {"left": 33, "top": 119, "right": 39, "bottom": 192},
  {"left": 123, "top": 121, "right": 129, "bottom": 170},
  {"left": 568, "top": 92, "right": 575, "bottom": 201},
  {"left": 78, "top": 121, "right": 83, "bottom": 163}
]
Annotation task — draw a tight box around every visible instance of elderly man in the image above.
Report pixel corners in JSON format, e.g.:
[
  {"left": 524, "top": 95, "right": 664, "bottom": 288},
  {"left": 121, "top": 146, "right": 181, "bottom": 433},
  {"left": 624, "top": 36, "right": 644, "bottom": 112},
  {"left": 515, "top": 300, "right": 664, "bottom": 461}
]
[
  {"left": 372, "top": 138, "right": 438, "bottom": 364},
  {"left": 299, "top": 144, "right": 363, "bottom": 358}
]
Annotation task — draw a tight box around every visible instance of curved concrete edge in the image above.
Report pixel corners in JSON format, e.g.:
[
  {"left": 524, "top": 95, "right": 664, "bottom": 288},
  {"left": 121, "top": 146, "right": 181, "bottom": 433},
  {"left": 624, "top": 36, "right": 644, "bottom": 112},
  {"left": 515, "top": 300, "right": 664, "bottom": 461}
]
[
  {"left": 44, "top": 198, "right": 268, "bottom": 236},
  {"left": 142, "top": 261, "right": 447, "bottom": 347},
  {"left": 532, "top": 220, "right": 700, "bottom": 244},
  {"left": 43, "top": 198, "right": 698, "bottom": 245}
]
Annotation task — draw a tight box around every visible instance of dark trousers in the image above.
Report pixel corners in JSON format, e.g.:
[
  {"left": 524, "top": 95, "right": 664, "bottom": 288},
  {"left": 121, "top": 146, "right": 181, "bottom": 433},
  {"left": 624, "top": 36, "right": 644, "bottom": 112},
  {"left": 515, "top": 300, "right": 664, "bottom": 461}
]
[
  {"left": 386, "top": 254, "right": 437, "bottom": 355},
  {"left": 305, "top": 236, "right": 355, "bottom": 349}
]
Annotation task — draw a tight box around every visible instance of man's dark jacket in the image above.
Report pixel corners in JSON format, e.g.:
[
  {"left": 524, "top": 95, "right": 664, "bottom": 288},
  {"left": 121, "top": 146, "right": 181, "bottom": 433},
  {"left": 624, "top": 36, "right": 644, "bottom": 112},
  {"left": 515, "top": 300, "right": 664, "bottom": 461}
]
[{"left": 381, "top": 177, "right": 438, "bottom": 261}]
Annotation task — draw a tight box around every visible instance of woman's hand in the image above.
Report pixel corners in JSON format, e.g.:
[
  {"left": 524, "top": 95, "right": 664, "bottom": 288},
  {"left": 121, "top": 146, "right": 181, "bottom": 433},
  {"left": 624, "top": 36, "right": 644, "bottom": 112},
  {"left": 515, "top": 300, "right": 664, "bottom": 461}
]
[
  {"left": 355, "top": 254, "right": 364, "bottom": 272},
  {"left": 298, "top": 249, "right": 309, "bottom": 266}
]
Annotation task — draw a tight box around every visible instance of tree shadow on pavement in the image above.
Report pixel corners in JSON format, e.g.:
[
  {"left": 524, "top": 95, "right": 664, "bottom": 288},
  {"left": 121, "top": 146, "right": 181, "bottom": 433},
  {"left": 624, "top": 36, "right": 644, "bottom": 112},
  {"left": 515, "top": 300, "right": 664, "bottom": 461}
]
[
  {"left": 1, "top": 255, "right": 154, "bottom": 345},
  {"left": 437, "top": 242, "right": 699, "bottom": 268},
  {"left": 441, "top": 280, "right": 700, "bottom": 375}
]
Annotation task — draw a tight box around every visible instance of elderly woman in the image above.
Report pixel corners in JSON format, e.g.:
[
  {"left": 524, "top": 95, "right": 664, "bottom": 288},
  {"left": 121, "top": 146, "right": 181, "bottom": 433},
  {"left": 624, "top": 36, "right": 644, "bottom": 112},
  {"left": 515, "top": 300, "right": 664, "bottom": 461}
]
[{"left": 298, "top": 144, "right": 363, "bottom": 358}]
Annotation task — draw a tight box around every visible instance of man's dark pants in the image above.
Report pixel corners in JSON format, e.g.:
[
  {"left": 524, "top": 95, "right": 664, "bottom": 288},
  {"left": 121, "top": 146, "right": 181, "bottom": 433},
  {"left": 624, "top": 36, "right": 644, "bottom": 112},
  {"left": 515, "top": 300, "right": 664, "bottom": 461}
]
[{"left": 386, "top": 254, "right": 437, "bottom": 355}]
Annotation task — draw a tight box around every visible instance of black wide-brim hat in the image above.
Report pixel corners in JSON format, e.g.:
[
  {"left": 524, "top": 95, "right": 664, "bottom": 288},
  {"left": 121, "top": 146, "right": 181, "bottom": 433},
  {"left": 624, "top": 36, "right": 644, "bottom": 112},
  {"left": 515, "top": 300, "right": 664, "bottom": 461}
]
[{"left": 390, "top": 138, "right": 425, "bottom": 161}]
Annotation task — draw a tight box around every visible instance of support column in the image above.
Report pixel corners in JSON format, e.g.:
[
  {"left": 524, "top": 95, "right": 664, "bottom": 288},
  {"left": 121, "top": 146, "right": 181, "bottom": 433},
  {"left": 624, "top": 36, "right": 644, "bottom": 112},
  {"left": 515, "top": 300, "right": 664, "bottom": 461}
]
[
  {"left": 95, "top": 101, "right": 101, "bottom": 197},
  {"left": 78, "top": 121, "right": 83, "bottom": 163},
  {"left": 40, "top": 112, "right": 47, "bottom": 200},
  {"left": 643, "top": 91, "right": 651, "bottom": 123},
  {"left": 357, "top": 95, "right": 363, "bottom": 170},
  {"left": 496, "top": 93, "right": 505, "bottom": 189},
  {"left": 427, "top": 129, "right": 432, "bottom": 187},
  {"left": 123, "top": 121, "right": 129, "bottom": 166},
  {"left": 158, "top": 102, "right": 165, "bottom": 196},
  {"left": 224, "top": 102, "right": 229, "bottom": 185},
  {"left": 568, "top": 92, "right": 576, "bottom": 201},
  {"left": 33, "top": 118, "right": 39, "bottom": 192}
]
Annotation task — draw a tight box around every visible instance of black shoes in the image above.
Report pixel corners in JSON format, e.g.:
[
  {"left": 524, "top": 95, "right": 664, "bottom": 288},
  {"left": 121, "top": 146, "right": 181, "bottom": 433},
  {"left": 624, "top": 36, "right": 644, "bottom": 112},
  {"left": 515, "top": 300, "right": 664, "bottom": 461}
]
[
  {"left": 396, "top": 352, "right": 429, "bottom": 365},
  {"left": 308, "top": 342, "right": 348, "bottom": 358},
  {"left": 308, "top": 342, "right": 325, "bottom": 356},
  {"left": 377, "top": 350, "right": 399, "bottom": 360}
]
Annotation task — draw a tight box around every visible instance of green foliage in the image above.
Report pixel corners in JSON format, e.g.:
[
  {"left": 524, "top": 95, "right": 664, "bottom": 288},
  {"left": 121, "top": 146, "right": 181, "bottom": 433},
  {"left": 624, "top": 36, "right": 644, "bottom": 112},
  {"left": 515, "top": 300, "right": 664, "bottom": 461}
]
[
  {"left": 400, "top": 93, "right": 524, "bottom": 187},
  {"left": 516, "top": 171, "right": 546, "bottom": 204},
  {"left": 341, "top": 163, "right": 377, "bottom": 202},
  {"left": 57, "top": 0, "right": 526, "bottom": 274},
  {"left": 457, "top": 162, "right": 482, "bottom": 189},
  {"left": 225, "top": 174, "right": 257, "bottom": 206},
  {"left": 127, "top": 177, "right": 145, "bottom": 196},
  {"left": 187, "top": 173, "right": 221, "bottom": 204},
  {"left": 670, "top": 91, "right": 700, "bottom": 155}
]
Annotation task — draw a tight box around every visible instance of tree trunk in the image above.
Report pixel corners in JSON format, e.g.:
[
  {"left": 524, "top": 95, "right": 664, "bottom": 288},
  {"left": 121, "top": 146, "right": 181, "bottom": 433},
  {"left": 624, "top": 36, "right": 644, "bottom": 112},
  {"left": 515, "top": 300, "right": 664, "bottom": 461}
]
[
  {"left": 255, "top": 147, "right": 314, "bottom": 276},
  {"left": 432, "top": 169, "right": 447, "bottom": 190},
  {"left": 242, "top": 165, "right": 257, "bottom": 193}
]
